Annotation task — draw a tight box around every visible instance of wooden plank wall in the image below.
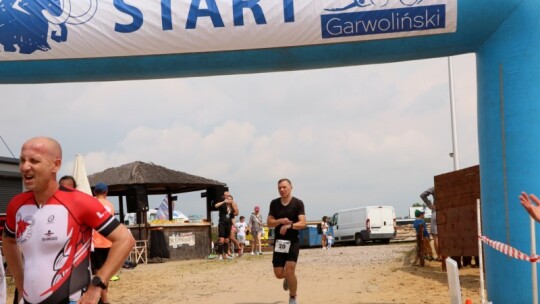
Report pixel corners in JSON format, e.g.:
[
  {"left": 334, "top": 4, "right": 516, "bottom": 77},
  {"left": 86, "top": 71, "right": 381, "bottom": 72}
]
[
  {"left": 129, "top": 225, "right": 212, "bottom": 260},
  {"left": 436, "top": 165, "right": 480, "bottom": 257},
  {"left": 162, "top": 225, "right": 212, "bottom": 260}
]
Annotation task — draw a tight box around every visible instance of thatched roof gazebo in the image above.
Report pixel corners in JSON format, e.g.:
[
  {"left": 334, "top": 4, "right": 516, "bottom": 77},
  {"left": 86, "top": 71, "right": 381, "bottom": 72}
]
[{"left": 88, "top": 161, "right": 227, "bottom": 222}]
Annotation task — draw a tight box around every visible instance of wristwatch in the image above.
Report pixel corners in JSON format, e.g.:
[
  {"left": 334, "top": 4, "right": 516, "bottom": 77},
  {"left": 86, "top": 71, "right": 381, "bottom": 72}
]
[{"left": 91, "top": 276, "right": 107, "bottom": 289}]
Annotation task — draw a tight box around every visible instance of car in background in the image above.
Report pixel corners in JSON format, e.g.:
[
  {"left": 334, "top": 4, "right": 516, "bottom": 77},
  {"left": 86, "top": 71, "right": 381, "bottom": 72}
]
[{"left": 329, "top": 206, "right": 396, "bottom": 245}]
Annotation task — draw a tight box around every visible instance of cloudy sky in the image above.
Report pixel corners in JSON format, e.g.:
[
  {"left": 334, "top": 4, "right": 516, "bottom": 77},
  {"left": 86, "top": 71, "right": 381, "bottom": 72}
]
[{"left": 0, "top": 53, "right": 478, "bottom": 221}]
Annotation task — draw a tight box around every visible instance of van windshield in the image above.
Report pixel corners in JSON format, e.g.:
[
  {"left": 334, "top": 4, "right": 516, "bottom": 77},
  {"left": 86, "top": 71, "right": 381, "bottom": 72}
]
[
  {"left": 330, "top": 214, "right": 338, "bottom": 226},
  {"left": 148, "top": 213, "right": 158, "bottom": 221}
]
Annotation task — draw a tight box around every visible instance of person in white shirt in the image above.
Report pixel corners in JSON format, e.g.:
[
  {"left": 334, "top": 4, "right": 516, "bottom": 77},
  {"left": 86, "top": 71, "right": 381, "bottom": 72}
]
[
  {"left": 321, "top": 216, "right": 329, "bottom": 249},
  {"left": 326, "top": 234, "right": 334, "bottom": 249},
  {"left": 235, "top": 216, "right": 248, "bottom": 256}
]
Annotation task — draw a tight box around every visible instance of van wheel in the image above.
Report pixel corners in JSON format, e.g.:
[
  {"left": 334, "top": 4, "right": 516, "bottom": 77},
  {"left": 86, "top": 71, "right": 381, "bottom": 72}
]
[
  {"left": 355, "top": 234, "right": 366, "bottom": 246},
  {"left": 382, "top": 239, "right": 390, "bottom": 244}
]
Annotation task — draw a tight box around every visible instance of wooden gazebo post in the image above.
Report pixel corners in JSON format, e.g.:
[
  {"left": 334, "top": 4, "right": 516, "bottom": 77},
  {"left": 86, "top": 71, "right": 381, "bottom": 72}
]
[
  {"left": 167, "top": 192, "right": 174, "bottom": 221},
  {"left": 118, "top": 195, "right": 125, "bottom": 224}
]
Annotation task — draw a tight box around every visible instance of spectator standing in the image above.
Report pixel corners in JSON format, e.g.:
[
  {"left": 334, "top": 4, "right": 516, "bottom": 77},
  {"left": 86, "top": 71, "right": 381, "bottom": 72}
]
[
  {"left": 326, "top": 233, "right": 334, "bottom": 249},
  {"left": 214, "top": 191, "right": 237, "bottom": 259},
  {"left": 91, "top": 182, "right": 115, "bottom": 304},
  {"left": 235, "top": 216, "right": 248, "bottom": 256},
  {"left": 321, "top": 216, "right": 329, "bottom": 250},
  {"left": 59, "top": 175, "right": 77, "bottom": 189},
  {"left": 249, "top": 206, "right": 264, "bottom": 255},
  {"left": 227, "top": 195, "right": 241, "bottom": 257},
  {"left": 420, "top": 186, "right": 440, "bottom": 261},
  {"left": 413, "top": 210, "right": 434, "bottom": 262}
]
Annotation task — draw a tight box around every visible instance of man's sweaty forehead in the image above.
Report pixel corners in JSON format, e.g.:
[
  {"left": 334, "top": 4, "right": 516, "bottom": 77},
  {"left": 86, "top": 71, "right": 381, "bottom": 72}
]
[{"left": 22, "top": 137, "right": 62, "bottom": 159}]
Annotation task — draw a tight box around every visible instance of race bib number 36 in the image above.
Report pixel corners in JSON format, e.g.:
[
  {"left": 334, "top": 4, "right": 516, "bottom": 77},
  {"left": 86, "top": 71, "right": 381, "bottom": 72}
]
[{"left": 275, "top": 239, "right": 291, "bottom": 253}]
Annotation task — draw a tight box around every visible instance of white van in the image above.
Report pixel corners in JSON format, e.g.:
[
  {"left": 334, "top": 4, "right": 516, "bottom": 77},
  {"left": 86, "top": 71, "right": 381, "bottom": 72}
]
[{"left": 329, "top": 206, "right": 396, "bottom": 245}]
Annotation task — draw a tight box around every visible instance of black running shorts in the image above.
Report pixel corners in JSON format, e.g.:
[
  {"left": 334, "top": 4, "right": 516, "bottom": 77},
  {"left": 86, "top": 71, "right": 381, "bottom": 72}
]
[
  {"left": 272, "top": 241, "right": 300, "bottom": 268},
  {"left": 91, "top": 247, "right": 110, "bottom": 271},
  {"left": 218, "top": 222, "right": 232, "bottom": 238}
]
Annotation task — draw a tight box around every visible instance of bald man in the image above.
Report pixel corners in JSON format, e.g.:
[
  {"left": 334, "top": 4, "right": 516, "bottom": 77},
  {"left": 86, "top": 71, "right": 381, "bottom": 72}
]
[{"left": 3, "top": 137, "right": 135, "bottom": 304}]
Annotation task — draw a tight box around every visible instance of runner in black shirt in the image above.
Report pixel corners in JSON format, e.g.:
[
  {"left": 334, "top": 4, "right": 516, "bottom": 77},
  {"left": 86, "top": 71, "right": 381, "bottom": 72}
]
[{"left": 267, "top": 178, "right": 306, "bottom": 304}]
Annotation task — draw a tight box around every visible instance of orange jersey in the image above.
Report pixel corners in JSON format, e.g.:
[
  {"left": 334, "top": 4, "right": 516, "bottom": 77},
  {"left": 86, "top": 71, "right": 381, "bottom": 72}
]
[{"left": 92, "top": 198, "right": 115, "bottom": 248}]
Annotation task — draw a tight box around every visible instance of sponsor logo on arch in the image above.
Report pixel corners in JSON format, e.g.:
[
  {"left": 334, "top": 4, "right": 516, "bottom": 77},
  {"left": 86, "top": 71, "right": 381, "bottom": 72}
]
[
  {"left": 322, "top": 0, "right": 450, "bottom": 38},
  {"left": 0, "top": 0, "right": 455, "bottom": 60}
]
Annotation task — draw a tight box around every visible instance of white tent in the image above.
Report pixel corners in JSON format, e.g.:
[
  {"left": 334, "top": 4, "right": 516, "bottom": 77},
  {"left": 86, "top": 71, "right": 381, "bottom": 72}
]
[{"left": 72, "top": 154, "right": 92, "bottom": 195}]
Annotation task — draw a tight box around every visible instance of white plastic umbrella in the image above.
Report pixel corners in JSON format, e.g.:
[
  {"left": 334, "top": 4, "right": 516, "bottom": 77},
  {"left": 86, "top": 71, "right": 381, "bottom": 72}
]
[{"left": 72, "top": 154, "right": 92, "bottom": 195}]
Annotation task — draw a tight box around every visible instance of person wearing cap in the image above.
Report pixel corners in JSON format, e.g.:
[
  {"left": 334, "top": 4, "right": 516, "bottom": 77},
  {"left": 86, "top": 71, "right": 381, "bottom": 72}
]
[
  {"left": 3, "top": 137, "right": 135, "bottom": 304},
  {"left": 91, "top": 182, "right": 116, "bottom": 304},
  {"left": 249, "top": 205, "right": 264, "bottom": 255},
  {"left": 413, "top": 209, "right": 434, "bottom": 262}
]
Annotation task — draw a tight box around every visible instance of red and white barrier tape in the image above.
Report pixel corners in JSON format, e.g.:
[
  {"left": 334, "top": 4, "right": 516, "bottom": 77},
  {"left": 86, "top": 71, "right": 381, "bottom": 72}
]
[{"left": 479, "top": 235, "right": 540, "bottom": 262}]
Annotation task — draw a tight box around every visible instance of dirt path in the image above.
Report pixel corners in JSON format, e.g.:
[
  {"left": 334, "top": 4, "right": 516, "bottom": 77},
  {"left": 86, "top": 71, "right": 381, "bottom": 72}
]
[{"left": 6, "top": 243, "right": 482, "bottom": 304}]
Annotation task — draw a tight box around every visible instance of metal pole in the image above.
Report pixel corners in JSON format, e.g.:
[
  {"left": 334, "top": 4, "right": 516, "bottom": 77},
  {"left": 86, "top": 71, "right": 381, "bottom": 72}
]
[
  {"left": 477, "top": 199, "right": 487, "bottom": 303},
  {"left": 532, "top": 216, "right": 538, "bottom": 304},
  {"left": 0, "top": 135, "right": 16, "bottom": 158},
  {"left": 448, "top": 56, "right": 460, "bottom": 170}
]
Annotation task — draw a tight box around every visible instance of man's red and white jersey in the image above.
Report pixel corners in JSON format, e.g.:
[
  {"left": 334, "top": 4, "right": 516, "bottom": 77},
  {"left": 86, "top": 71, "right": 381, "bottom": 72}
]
[{"left": 4, "top": 187, "right": 120, "bottom": 304}]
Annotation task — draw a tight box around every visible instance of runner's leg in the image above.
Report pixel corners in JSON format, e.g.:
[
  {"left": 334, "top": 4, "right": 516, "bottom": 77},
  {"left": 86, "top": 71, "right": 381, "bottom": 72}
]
[
  {"left": 284, "top": 261, "right": 298, "bottom": 296},
  {"left": 257, "top": 231, "right": 263, "bottom": 253}
]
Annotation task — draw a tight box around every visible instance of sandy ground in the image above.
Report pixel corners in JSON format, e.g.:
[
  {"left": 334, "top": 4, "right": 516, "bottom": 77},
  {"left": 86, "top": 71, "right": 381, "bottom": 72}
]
[{"left": 6, "top": 242, "right": 482, "bottom": 304}]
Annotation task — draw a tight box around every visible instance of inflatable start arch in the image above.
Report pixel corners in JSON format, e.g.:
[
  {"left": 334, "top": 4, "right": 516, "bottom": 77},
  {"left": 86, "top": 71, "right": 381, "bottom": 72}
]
[{"left": 1, "top": 0, "right": 539, "bottom": 302}]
